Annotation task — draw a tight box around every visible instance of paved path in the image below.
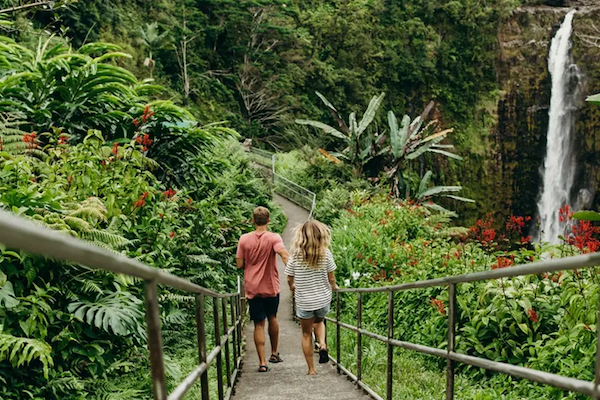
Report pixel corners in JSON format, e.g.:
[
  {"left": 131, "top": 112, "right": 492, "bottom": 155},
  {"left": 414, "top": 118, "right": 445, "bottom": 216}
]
[{"left": 232, "top": 195, "right": 367, "bottom": 400}]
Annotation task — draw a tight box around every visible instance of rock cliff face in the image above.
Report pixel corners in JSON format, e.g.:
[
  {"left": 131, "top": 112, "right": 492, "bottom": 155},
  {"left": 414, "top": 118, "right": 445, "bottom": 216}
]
[{"left": 462, "top": 4, "right": 600, "bottom": 225}]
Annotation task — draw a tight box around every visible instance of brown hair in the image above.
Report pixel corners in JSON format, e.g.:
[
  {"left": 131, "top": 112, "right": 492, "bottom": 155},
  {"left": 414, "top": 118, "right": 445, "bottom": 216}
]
[
  {"left": 253, "top": 206, "right": 270, "bottom": 226},
  {"left": 291, "top": 220, "right": 331, "bottom": 269}
]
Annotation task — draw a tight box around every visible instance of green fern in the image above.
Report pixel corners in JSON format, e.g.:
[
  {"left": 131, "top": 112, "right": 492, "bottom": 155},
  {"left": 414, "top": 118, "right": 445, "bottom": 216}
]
[
  {"left": 187, "top": 254, "right": 220, "bottom": 265},
  {"left": 159, "top": 293, "right": 195, "bottom": 303},
  {"left": 81, "top": 230, "right": 131, "bottom": 249},
  {"left": 67, "top": 292, "right": 144, "bottom": 337},
  {"left": 68, "top": 201, "right": 107, "bottom": 223},
  {"left": 0, "top": 333, "right": 54, "bottom": 379}
]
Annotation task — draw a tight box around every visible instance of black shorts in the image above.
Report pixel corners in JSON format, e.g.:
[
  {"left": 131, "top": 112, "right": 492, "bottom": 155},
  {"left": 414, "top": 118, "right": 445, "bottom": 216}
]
[{"left": 248, "top": 294, "right": 280, "bottom": 322}]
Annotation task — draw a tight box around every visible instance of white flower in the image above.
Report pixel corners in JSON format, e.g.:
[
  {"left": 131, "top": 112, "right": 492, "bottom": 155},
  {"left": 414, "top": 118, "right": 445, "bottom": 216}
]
[
  {"left": 344, "top": 225, "right": 348, "bottom": 230},
  {"left": 352, "top": 272, "right": 361, "bottom": 280},
  {"left": 343, "top": 279, "right": 351, "bottom": 287}
]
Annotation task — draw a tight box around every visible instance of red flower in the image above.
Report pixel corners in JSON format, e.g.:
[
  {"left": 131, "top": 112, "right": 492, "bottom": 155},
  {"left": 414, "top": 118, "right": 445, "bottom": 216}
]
[
  {"left": 430, "top": 298, "right": 446, "bottom": 315},
  {"left": 357, "top": 252, "right": 364, "bottom": 260},
  {"left": 133, "top": 118, "right": 140, "bottom": 128},
  {"left": 187, "top": 198, "right": 193, "bottom": 204},
  {"left": 169, "top": 231, "right": 175, "bottom": 239},
  {"left": 135, "top": 134, "right": 153, "bottom": 152},
  {"left": 567, "top": 220, "right": 600, "bottom": 253},
  {"left": 482, "top": 229, "right": 496, "bottom": 243},
  {"left": 133, "top": 199, "right": 146, "bottom": 208},
  {"left": 141, "top": 192, "right": 149, "bottom": 200},
  {"left": 22, "top": 132, "right": 38, "bottom": 150},
  {"left": 491, "top": 256, "right": 514, "bottom": 270},
  {"left": 527, "top": 309, "right": 539, "bottom": 323},
  {"left": 521, "top": 236, "right": 531, "bottom": 244},
  {"left": 141, "top": 105, "right": 155, "bottom": 123},
  {"left": 367, "top": 257, "right": 373, "bottom": 264},
  {"left": 559, "top": 205, "right": 574, "bottom": 223},
  {"left": 164, "top": 188, "right": 177, "bottom": 198},
  {"left": 112, "top": 142, "right": 119, "bottom": 155},
  {"left": 58, "top": 135, "right": 69, "bottom": 145}
]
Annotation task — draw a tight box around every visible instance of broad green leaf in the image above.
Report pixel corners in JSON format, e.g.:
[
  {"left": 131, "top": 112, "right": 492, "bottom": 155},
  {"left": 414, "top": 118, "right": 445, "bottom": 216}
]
[
  {"left": 572, "top": 210, "right": 600, "bottom": 221},
  {"left": 586, "top": 93, "right": 600, "bottom": 105},
  {"left": 444, "top": 195, "right": 476, "bottom": 203},
  {"left": 357, "top": 92, "right": 385, "bottom": 135},
  {"left": 418, "top": 185, "right": 462, "bottom": 199},
  {"left": 418, "top": 171, "right": 433, "bottom": 195},
  {"left": 295, "top": 119, "right": 346, "bottom": 140},
  {"left": 428, "top": 148, "right": 463, "bottom": 160}
]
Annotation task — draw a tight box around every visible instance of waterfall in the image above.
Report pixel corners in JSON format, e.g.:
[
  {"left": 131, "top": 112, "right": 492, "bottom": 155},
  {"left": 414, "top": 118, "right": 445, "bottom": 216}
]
[{"left": 536, "top": 10, "right": 579, "bottom": 244}]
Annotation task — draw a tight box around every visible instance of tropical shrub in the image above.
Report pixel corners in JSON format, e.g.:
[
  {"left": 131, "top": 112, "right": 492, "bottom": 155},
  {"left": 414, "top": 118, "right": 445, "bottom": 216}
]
[{"left": 330, "top": 193, "right": 598, "bottom": 399}]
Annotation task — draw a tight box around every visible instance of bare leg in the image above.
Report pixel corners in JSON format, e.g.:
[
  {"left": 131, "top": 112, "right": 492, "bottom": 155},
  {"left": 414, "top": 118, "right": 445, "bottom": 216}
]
[
  {"left": 267, "top": 315, "right": 279, "bottom": 356},
  {"left": 300, "top": 318, "right": 316, "bottom": 375},
  {"left": 254, "top": 320, "right": 267, "bottom": 366},
  {"left": 314, "top": 318, "right": 326, "bottom": 349}
]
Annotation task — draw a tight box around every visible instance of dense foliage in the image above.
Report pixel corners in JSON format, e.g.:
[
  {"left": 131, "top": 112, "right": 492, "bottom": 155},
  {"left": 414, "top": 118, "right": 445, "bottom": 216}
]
[
  {"left": 0, "top": 33, "right": 284, "bottom": 399},
  {"left": 328, "top": 193, "right": 599, "bottom": 399}
]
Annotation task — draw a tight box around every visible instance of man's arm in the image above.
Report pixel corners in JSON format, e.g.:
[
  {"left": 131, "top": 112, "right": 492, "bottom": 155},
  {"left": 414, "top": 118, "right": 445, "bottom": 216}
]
[
  {"left": 277, "top": 248, "right": 289, "bottom": 265},
  {"left": 328, "top": 271, "right": 338, "bottom": 290},
  {"left": 236, "top": 258, "right": 244, "bottom": 269}
]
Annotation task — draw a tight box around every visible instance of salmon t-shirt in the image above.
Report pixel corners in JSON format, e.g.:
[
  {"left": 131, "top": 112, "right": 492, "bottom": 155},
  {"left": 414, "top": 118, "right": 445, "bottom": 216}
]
[{"left": 236, "top": 231, "right": 285, "bottom": 299}]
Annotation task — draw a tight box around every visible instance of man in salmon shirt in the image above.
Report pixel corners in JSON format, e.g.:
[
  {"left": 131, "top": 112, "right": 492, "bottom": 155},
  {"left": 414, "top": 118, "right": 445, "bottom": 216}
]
[{"left": 236, "top": 206, "right": 289, "bottom": 372}]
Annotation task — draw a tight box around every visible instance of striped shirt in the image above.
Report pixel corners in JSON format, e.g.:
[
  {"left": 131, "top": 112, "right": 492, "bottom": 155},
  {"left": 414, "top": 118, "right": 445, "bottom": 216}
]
[{"left": 284, "top": 249, "right": 336, "bottom": 311}]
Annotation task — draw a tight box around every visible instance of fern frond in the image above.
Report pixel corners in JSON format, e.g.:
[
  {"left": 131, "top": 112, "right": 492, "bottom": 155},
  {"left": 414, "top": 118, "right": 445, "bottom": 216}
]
[
  {"left": 69, "top": 207, "right": 107, "bottom": 223},
  {"left": 0, "top": 333, "right": 54, "bottom": 379},
  {"left": 81, "top": 230, "right": 131, "bottom": 249},
  {"left": 187, "top": 255, "right": 220, "bottom": 265},
  {"left": 67, "top": 292, "right": 144, "bottom": 337},
  {"left": 159, "top": 293, "right": 195, "bottom": 303},
  {"left": 63, "top": 216, "right": 92, "bottom": 232}
]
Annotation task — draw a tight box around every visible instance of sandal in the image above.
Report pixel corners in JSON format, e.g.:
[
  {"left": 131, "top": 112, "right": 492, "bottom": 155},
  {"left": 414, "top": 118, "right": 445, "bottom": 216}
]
[
  {"left": 318, "top": 348, "right": 329, "bottom": 364},
  {"left": 258, "top": 365, "right": 269, "bottom": 372},
  {"left": 269, "top": 353, "right": 283, "bottom": 363}
]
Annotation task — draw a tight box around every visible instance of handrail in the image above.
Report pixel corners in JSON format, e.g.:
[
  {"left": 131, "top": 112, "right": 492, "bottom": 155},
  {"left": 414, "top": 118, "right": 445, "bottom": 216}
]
[
  {"left": 329, "top": 252, "right": 600, "bottom": 400},
  {"left": 0, "top": 209, "right": 245, "bottom": 400},
  {"left": 246, "top": 146, "right": 316, "bottom": 219}
]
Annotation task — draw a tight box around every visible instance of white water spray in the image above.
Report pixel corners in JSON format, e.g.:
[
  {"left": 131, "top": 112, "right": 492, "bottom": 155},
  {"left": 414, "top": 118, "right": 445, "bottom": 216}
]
[{"left": 536, "top": 10, "right": 579, "bottom": 244}]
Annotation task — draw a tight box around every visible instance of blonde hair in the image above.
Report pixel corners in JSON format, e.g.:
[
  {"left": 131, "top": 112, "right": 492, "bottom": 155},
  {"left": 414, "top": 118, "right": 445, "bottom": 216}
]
[{"left": 291, "top": 220, "right": 331, "bottom": 269}]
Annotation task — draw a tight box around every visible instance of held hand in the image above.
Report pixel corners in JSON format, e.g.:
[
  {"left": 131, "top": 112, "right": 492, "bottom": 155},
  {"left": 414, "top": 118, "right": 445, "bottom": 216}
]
[
  {"left": 331, "top": 284, "right": 339, "bottom": 291},
  {"left": 290, "top": 284, "right": 296, "bottom": 292}
]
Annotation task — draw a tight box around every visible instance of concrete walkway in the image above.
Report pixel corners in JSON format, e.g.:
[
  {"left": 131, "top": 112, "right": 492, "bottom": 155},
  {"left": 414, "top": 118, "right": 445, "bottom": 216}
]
[{"left": 232, "top": 195, "right": 367, "bottom": 400}]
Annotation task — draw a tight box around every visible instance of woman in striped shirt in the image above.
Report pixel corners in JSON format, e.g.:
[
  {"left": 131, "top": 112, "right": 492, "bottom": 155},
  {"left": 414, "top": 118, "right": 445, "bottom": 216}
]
[{"left": 285, "top": 220, "right": 338, "bottom": 375}]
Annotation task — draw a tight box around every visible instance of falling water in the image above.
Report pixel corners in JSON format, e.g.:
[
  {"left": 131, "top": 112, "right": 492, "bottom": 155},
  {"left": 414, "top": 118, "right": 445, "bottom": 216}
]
[{"left": 536, "top": 10, "right": 579, "bottom": 243}]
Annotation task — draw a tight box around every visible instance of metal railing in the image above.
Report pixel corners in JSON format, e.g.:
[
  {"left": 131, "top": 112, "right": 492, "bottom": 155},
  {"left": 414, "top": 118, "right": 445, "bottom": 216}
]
[
  {"left": 0, "top": 210, "right": 245, "bottom": 400},
  {"left": 247, "top": 146, "right": 316, "bottom": 219},
  {"left": 326, "top": 252, "right": 600, "bottom": 400}
]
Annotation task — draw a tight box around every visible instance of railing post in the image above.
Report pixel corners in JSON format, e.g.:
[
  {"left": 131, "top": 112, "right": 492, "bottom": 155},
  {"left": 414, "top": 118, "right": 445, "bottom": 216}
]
[
  {"left": 386, "top": 291, "right": 394, "bottom": 400},
  {"left": 196, "top": 294, "right": 209, "bottom": 400},
  {"left": 446, "top": 283, "right": 457, "bottom": 400},
  {"left": 222, "top": 297, "right": 232, "bottom": 389},
  {"left": 357, "top": 292, "right": 362, "bottom": 383},
  {"left": 593, "top": 282, "right": 600, "bottom": 400},
  {"left": 336, "top": 291, "right": 341, "bottom": 374},
  {"left": 213, "top": 298, "right": 225, "bottom": 400},
  {"left": 144, "top": 280, "right": 167, "bottom": 400},
  {"left": 236, "top": 277, "right": 243, "bottom": 364},
  {"left": 230, "top": 295, "right": 238, "bottom": 369}
]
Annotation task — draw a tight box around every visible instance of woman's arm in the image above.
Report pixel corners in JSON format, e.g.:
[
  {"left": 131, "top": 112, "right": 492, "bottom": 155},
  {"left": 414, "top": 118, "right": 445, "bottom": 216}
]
[
  {"left": 287, "top": 275, "right": 295, "bottom": 291},
  {"left": 328, "top": 271, "right": 338, "bottom": 290}
]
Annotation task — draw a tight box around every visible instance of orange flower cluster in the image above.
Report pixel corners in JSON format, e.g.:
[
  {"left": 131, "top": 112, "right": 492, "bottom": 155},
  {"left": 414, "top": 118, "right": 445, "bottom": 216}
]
[
  {"left": 430, "top": 298, "right": 446, "bottom": 315},
  {"left": 22, "top": 132, "right": 37, "bottom": 150},
  {"left": 134, "top": 192, "right": 149, "bottom": 208}
]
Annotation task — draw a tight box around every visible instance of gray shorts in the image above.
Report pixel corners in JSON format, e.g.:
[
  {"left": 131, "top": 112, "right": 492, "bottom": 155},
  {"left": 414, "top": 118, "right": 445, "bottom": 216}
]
[{"left": 296, "top": 304, "right": 330, "bottom": 320}]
